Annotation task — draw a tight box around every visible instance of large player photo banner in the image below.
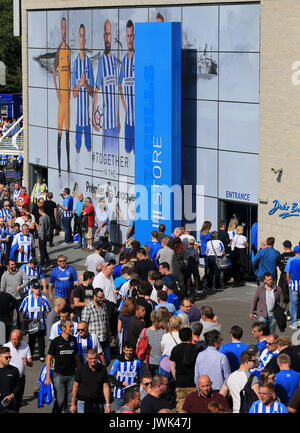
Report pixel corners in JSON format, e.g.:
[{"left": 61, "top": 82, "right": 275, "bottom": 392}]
[{"left": 27, "top": 4, "right": 260, "bottom": 243}]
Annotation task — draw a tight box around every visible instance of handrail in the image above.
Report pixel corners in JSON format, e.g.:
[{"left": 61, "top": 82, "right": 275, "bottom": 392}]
[{"left": 0, "top": 115, "right": 23, "bottom": 142}]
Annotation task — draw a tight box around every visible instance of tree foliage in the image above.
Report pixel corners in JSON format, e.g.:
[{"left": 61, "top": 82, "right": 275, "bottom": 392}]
[{"left": 0, "top": 0, "right": 22, "bottom": 93}]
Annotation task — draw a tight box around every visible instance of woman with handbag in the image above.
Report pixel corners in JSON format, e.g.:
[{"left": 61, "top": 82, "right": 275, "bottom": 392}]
[
  {"left": 137, "top": 310, "right": 166, "bottom": 376},
  {"left": 205, "top": 231, "right": 226, "bottom": 291},
  {"left": 19, "top": 279, "right": 51, "bottom": 362},
  {"left": 159, "top": 315, "right": 182, "bottom": 377},
  {"left": 231, "top": 225, "right": 249, "bottom": 287}
]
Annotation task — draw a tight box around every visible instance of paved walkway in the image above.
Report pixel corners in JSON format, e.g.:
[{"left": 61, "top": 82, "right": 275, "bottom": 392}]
[{"left": 18, "top": 237, "right": 296, "bottom": 413}]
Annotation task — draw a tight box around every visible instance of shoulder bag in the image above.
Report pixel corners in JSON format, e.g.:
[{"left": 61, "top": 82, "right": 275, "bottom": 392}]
[
  {"left": 24, "top": 295, "right": 43, "bottom": 334},
  {"left": 211, "top": 241, "right": 230, "bottom": 270}
]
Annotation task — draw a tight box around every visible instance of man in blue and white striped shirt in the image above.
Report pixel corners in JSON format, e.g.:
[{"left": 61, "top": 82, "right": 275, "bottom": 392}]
[
  {"left": 58, "top": 188, "right": 73, "bottom": 244},
  {"left": 20, "top": 258, "right": 47, "bottom": 297},
  {"left": 249, "top": 383, "right": 288, "bottom": 413},
  {"left": 119, "top": 20, "right": 135, "bottom": 154},
  {"left": 72, "top": 24, "right": 94, "bottom": 169},
  {"left": 13, "top": 181, "right": 22, "bottom": 204},
  {"left": 19, "top": 280, "right": 51, "bottom": 361},
  {"left": 109, "top": 343, "right": 142, "bottom": 412},
  {"left": 285, "top": 246, "right": 300, "bottom": 329},
  {"left": 258, "top": 334, "right": 279, "bottom": 369},
  {"left": 0, "top": 202, "right": 14, "bottom": 222},
  {"left": 0, "top": 216, "right": 10, "bottom": 265},
  {"left": 10, "top": 224, "right": 34, "bottom": 265},
  {"left": 93, "top": 19, "right": 120, "bottom": 156}
]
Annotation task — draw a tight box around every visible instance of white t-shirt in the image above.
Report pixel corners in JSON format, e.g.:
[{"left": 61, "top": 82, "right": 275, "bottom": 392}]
[
  {"left": 231, "top": 234, "right": 247, "bottom": 250},
  {"left": 4, "top": 341, "right": 32, "bottom": 377},
  {"left": 93, "top": 272, "right": 117, "bottom": 304},
  {"left": 224, "top": 370, "right": 258, "bottom": 413},
  {"left": 206, "top": 240, "right": 224, "bottom": 257},
  {"left": 150, "top": 287, "right": 158, "bottom": 304},
  {"left": 119, "top": 280, "right": 131, "bottom": 299},
  {"left": 85, "top": 253, "right": 105, "bottom": 275},
  {"left": 161, "top": 331, "right": 181, "bottom": 356}
]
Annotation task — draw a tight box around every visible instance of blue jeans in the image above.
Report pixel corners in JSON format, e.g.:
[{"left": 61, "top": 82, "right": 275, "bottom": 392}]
[
  {"left": 114, "top": 397, "right": 124, "bottom": 413},
  {"left": 100, "top": 340, "right": 111, "bottom": 366},
  {"left": 289, "top": 289, "right": 299, "bottom": 327},
  {"left": 62, "top": 216, "right": 73, "bottom": 243},
  {"left": 258, "top": 315, "right": 277, "bottom": 334},
  {"left": 78, "top": 230, "right": 87, "bottom": 248},
  {"left": 77, "top": 400, "right": 103, "bottom": 413},
  {"left": 53, "top": 372, "right": 75, "bottom": 413}
]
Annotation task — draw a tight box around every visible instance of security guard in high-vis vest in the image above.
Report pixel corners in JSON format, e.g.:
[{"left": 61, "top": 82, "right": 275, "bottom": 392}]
[{"left": 31, "top": 176, "right": 47, "bottom": 204}]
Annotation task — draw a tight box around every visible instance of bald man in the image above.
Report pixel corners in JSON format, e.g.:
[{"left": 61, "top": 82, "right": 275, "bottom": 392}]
[
  {"left": 4, "top": 329, "right": 33, "bottom": 412},
  {"left": 182, "top": 375, "right": 230, "bottom": 413},
  {"left": 93, "top": 19, "right": 120, "bottom": 156},
  {"left": 46, "top": 297, "right": 66, "bottom": 340}
]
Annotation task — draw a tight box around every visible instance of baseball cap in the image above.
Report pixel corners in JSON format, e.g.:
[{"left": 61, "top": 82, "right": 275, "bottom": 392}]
[
  {"left": 31, "top": 279, "right": 41, "bottom": 289},
  {"left": 93, "top": 242, "right": 102, "bottom": 250},
  {"left": 294, "top": 246, "right": 300, "bottom": 253},
  {"left": 247, "top": 344, "right": 259, "bottom": 354},
  {"left": 283, "top": 240, "right": 292, "bottom": 249}
]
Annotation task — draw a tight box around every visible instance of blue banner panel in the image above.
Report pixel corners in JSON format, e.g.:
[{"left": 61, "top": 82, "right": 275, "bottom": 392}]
[{"left": 135, "top": 22, "right": 181, "bottom": 245}]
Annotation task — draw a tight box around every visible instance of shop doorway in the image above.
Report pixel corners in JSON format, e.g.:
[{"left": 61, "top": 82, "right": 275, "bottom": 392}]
[{"left": 219, "top": 200, "right": 258, "bottom": 278}]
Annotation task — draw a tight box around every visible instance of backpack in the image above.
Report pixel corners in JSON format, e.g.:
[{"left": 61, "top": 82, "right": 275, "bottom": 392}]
[
  {"left": 239, "top": 373, "right": 259, "bottom": 413},
  {"left": 136, "top": 328, "right": 151, "bottom": 368}
]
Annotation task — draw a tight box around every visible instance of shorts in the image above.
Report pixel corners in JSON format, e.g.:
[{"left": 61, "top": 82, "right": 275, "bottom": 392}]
[
  {"left": 103, "top": 127, "right": 118, "bottom": 155},
  {"left": 86, "top": 227, "right": 93, "bottom": 240},
  {"left": 58, "top": 100, "right": 70, "bottom": 134},
  {"left": 76, "top": 125, "right": 92, "bottom": 152},
  {"left": 125, "top": 123, "right": 135, "bottom": 153}
]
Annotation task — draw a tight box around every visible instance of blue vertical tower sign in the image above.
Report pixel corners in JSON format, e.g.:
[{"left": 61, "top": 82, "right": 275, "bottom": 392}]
[{"left": 135, "top": 22, "right": 181, "bottom": 245}]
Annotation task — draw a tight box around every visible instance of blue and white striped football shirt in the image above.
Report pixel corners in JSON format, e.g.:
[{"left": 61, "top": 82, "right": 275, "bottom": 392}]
[
  {"left": 119, "top": 53, "right": 134, "bottom": 127},
  {"left": 13, "top": 188, "right": 22, "bottom": 202},
  {"left": 249, "top": 400, "right": 288, "bottom": 413},
  {"left": 109, "top": 358, "right": 142, "bottom": 399},
  {"left": 62, "top": 196, "right": 73, "bottom": 218},
  {"left": 285, "top": 256, "right": 300, "bottom": 291},
  {"left": 0, "top": 208, "right": 13, "bottom": 221},
  {"left": 259, "top": 348, "right": 279, "bottom": 369},
  {"left": 19, "top": 294, "right": 51, "bottom": 330},
  {"left": 72, "top": 54, "right": 94, "bottom": 128},
  {"left": 11, "top": 232, "right": 34, "bottom": 263},
  {"left": 49, "top": 320, "right": 78, "bottom": 341},
  {"left": 20, "top": 263, "right": 45, "bottom": 296},
  {"left": 96, "top": 52, "right": 118, "bottom": 130},
  {"left": 0, "top": 226, "right": 10, "bottom": 253},
  {"left": 76, "top": 333, "right": 102, "bottom": 364}
]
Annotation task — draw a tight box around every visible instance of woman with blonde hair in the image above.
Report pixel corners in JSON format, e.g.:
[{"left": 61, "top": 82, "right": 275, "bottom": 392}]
[
  {"left": 137, "top": 309, "right": 166, "bottom": 376},
  {"left": 159, "top": 315, "right": 182, "bottom": 375},
  {"left": 227, "top": 217, "right": 238, "bottom": 241},
  {"left": 231, "top": 224, "right": 249, "bottom": 286}
]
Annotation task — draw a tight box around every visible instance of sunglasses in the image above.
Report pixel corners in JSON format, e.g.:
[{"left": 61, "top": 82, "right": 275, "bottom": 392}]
[
  {"left": 58, "top": 260, "right": 66, "bottom": 262},
  {"left": 4, "top": 356, "right": 12, "bottom": 359},
  {"left": 77, "top": 328, "right": 86, "bottom": 332},
  {"left": 144, "top": 382, "right": 152, "bottom": 387}
]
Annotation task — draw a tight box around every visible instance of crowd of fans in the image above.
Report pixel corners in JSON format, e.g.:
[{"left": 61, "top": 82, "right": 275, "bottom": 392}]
[{"left": 0, "top": 178, "right": 300, "bottom": 415}]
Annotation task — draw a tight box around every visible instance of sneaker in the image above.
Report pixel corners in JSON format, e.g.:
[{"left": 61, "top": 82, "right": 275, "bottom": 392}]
[{"left": 289, "top": 324, "right": 298, "bottom": 330}]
